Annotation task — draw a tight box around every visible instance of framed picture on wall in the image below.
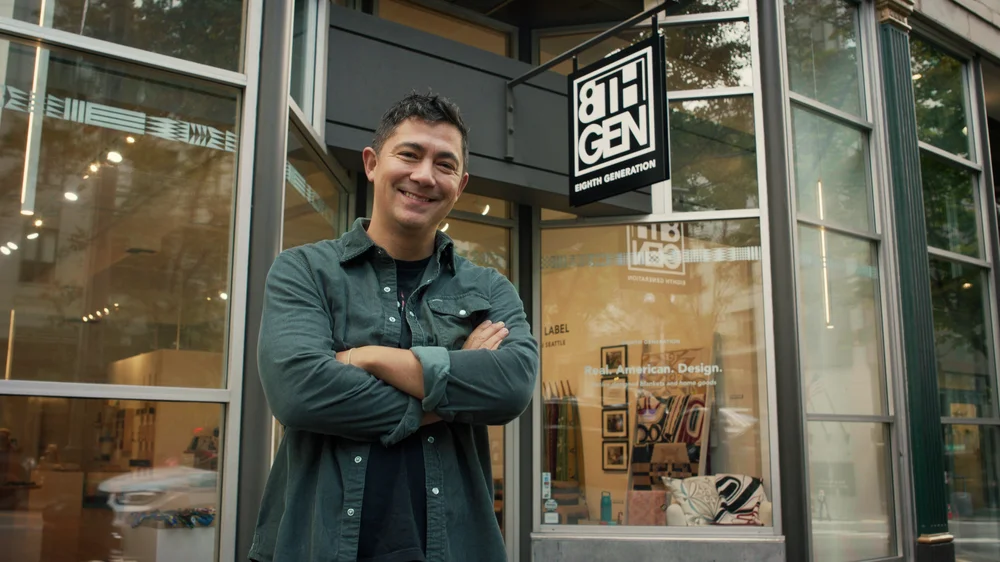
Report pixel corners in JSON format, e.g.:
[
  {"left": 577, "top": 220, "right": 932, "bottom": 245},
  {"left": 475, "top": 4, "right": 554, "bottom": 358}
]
[
  {"left": 601, "top": 345, "right": 628, "bottom": 372},
  {"left": 601, "top": 376, "right": 628, "bottom": 408},
  {"left": 602, "top": 408, "right": 628, "bottom": 439},
  {"left": 602, "top": 441, "right": 629, "bottom": 471}
]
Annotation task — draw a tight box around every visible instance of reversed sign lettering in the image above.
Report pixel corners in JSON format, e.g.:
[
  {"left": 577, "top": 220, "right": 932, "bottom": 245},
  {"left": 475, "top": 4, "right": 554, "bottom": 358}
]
[{"left": 569, "top": 35, "right": 669, "bottom": 207}]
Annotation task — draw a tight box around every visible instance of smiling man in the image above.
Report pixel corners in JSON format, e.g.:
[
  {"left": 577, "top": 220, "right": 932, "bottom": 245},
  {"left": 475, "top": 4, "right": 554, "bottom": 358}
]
[{"left": 250, "top": 92, "right": 539, "bottom": 562}]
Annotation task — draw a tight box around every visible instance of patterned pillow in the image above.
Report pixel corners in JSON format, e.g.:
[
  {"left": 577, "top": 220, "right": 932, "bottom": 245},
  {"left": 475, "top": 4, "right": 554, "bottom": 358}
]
[
  {"left": 713, "top": 474, "right": 765, "bottom": 526},
  {"left": 663, "top": 476, "right": 719, "bottom": 526}
]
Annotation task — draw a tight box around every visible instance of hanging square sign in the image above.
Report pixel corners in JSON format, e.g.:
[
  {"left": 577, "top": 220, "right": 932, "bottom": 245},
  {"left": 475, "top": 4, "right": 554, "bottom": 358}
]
[{"left": 568, "top": 34, "right": 669, "bottom": 207}]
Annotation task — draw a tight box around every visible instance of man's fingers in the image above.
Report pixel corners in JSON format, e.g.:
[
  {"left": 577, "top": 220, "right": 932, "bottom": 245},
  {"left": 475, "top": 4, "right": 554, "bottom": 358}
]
[{"left": 483, "top": 325, "right": 509, "bottom": 350}]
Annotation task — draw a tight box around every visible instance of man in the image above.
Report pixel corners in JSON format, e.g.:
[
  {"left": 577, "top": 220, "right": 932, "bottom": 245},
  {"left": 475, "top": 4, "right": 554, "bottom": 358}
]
[{"left": 250, "top": 92, "right": 538, "bottom": 562}]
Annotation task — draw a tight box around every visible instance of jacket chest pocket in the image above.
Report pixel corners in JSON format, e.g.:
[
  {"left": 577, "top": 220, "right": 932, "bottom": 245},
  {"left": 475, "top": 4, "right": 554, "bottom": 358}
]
[{"left": 426, "top": 294, "right": 491, "bottom": 350}]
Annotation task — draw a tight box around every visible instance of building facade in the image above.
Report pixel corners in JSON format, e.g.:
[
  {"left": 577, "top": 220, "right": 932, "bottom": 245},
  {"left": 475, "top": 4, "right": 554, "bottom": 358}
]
[{"left": 0, "top": 1, "right": 997, "bottom": 562}]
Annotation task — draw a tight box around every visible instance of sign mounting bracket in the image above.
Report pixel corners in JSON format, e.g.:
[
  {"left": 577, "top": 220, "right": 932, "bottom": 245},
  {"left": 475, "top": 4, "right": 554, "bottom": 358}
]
[{"left": 504, "top": 1, "right": 674, "bottom": 162}]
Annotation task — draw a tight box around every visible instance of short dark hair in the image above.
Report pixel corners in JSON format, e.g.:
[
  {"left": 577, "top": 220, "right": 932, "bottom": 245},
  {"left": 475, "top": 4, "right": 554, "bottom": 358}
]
[{"left": 372, "top": 91, "right": 469, "bottom": 172}]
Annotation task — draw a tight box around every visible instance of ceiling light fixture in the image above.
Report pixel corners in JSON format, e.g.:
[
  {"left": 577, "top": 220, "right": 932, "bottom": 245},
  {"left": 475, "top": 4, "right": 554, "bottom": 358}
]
[
  {"left": 34, "top": 219, "right": 42, "bottom": 227},
  {"left": 219, "top": 292, "right": 228, "bottom": 301},
  {"left": 912, "top": 73, "right": 922, "bottom": 80},
  {"left": 64, "top": 192, "right": 79, "bottom": 201},
  {"left": 126, "top": 136, "right": 136, "bottom": 144},
  {"left": 89, "top": 163, "right": 99, "bottom": 173},
  {"left": 21, "top": 209, "right": 34, "bottom": 216},
  {"left": 441, "top": 223, "right": 449, "bottom": 233},
  {"left": 0, "top": 247, "right": 9, "bottom": 256},
  {"left": 82, "top": 316, "right": 89, "bottom": 322},
  {"left": 26, "top": 233, "right": 39, "bottom": 240},
  {"left": 6, "top": 242, "right": 18, "bottom": 250},
  {"left": 107, "top": 151, "right": 123, "bottom": 163},
  {"left": 962, "top": 282, "right": 973, "bottom": 289},
  {"left": 481, "top": 204, "right": 490, "bottom": 215}
]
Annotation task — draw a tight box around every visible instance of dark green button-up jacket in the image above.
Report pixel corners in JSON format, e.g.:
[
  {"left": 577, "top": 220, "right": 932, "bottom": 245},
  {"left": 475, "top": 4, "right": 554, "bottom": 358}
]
[{"left": 249, "top": 219, "right": 538, "bottom": 562}]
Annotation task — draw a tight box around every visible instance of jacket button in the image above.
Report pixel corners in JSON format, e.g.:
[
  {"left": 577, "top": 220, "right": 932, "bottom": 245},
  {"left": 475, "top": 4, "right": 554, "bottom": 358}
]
[
  {"left": 354, "top": 456, "right": 362, "bottom": 464},
  {"left": 431, "top": 487, "right": 440, "bottom": 495},
  {"left": 427, "top": 436, "right": 435, "bottom": 444},
  {"left": 389, "top": 316, "right": 396, "bottom": 322},
  {"left": 347, "top": 508, "right": 355, "bottom": 516},
  {"left": 383, "top": 286, "right": 390, "bottom": 293},
  {"left": 459, "top": 310, "right": 467, "bottom": 316}
]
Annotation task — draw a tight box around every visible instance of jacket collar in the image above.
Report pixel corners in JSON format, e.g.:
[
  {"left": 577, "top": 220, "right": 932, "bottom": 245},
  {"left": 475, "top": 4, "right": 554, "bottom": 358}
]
[{"left": 339, "top": 218, "right": 455, "bottom": 268}]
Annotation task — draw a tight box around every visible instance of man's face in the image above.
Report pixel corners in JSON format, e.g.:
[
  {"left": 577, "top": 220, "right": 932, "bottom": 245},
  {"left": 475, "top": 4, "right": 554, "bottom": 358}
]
[{"left": 364, "top": 118, "right": 469, "bottom": 235}]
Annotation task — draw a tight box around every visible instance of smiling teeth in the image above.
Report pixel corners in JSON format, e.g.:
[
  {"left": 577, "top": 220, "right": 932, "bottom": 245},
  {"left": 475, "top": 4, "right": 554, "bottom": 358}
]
[{"left": 402, "top": 192, "right": 432, "bottom": 203}]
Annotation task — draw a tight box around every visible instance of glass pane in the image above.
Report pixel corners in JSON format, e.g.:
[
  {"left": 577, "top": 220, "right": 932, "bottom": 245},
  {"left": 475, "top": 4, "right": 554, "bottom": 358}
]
[
  {"left": 784, "top": 0, "right": 864, "bottom": 116},
  {"left": 808, "top": 422, "right": 895, "bottom": 561},
  {"left": 664, "top": 21, "right": 752, "bottom": 91},
  {"left": 540, "top": 220, "right": 772, "bottom": 527},
  {"left": 538, "top": 20, "right": 752, "bottom": 88},
  {"left": 441, "top": 218, "right": 510, "bottom": 280},
  {"left": 911, "top": 37, "right": 973, "bottom": 159},
  {"left": 441, "top": 216, "right": 510, "bottom": 536},
  {"left": 944, "top": 424, "right": 1000, "bottom": 561},
  {"left": 541, "top": 209, "right": 578, "bottom": 221},
  {"left": 922, "top": 155, "right": 983, "bottom": 258},
  {"left": 670, "top": 97, "right": 758, "bottom": 212},
  {"left": 798, "top": 227, "right": 885, "bottom": 415},
  {"left": 283, "top": 127, "right": 348, "bottom": 250},
  {"left": 452, "top": 193, "right": 509, "bottom": 218},
  {"left": 5, "top": 0, "right": 244, "bottom": 70},
  {"left": 792, "top": 106, "right": 873, "bottom": 231},
  {"left": 0, "top": 396, "right": 224, "bottom": 562},
  {"left": 664, "top": 0, "right": 749, "bottom": 16},
  {"left": 0, "top": 39, "right": 240, "bottom": 387},
  {"left": 379, "top": 0, "right": 509, "bottom": 57},
  {"left": 291, "top": 0, "right": 316, "bottom": 114},
  {"left": 930, "top": 259, "right": 997, "bottom": 418}
]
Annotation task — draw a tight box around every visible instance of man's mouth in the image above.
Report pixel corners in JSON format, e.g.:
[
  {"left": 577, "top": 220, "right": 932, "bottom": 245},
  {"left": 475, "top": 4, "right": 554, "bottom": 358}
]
[{"left": 400, "top": 190, "right": 434, "bottom": 204}]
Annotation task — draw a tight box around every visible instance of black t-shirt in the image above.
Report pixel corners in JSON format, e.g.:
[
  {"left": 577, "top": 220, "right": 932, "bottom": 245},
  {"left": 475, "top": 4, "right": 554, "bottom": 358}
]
[{"left": 357, "top": 257, "right": 430, "bottom": 562}]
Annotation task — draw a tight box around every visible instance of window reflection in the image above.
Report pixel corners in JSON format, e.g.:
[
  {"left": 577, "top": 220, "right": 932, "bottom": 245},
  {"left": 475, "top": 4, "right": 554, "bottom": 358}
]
[
  {"left": 539, "top": 22, "right": 752, "bottom": 90},
  {"left": 784, "top": 0, "right": 864, "bottom": 116},
  {"left": 798, "top": 226, "right": 885, "bottom": 415},
  {"left": 665, "top": 0, "right": 749, "bottom": 16},
  {"left": 663, "top": 21, "right": 752, "bottom": 91},
  {"left": 6, "top": 0, "right": 244, "bottom": 70},
  {"left": 792, "top": 107, "right": 873, "bottom": 231},
  {"left": 283, "top": 127, "right": 348, "bottom": 251},
  {"left": 929, "top": 259, "right": 996, "bottom": 418},
  {"left": 921, "top": 155, "right": 983, "bottom": 258},
  {"left": 0, "top": 39, "right": 239, "bottom": 387},
  {"left": 540, "top": 220, "right": 772, "bottom": 527},
  {"left": 452, "top": 194, "right": 509, "bottom": 219},
  {"left": 808, "top": 422, "right": 894, "bottom": 561},
  {"left": 0, "top": 396, "right": 223, "bottom": 562},
  {"left": 670, "top": 97, "right": 758, "bottom": 212},
  {"left": 944, "top": 425, "right": 1000, "bottom": 561},
  {"left": 911, "top": 38, "right": 973, "bottom": 159}
]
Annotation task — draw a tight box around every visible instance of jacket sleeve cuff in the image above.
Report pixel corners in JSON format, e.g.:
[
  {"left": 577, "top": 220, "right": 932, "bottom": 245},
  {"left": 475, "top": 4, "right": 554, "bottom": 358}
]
[
  {"left": 411, "top": 346, "right": 451, "bottom": 414},
  {"left": 381, "top": 395, "right": 423, "bottom": 447}
]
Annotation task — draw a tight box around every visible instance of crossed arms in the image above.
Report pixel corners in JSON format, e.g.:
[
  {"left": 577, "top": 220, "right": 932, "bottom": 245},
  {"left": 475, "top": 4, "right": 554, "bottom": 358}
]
[{"left": 257, "top": 250, "right": 539, "bottom": 446}]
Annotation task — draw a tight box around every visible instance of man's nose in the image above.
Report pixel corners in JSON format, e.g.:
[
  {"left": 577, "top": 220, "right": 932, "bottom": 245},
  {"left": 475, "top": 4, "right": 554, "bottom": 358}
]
[{"left": 410, "top": 158, "right": 435, "bottom": 187}]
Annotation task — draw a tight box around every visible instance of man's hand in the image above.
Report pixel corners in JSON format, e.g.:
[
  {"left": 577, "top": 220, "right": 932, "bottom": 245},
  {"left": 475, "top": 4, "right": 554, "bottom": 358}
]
[{"left": 462, "top": 320, "right": 508, "bottom": 350}]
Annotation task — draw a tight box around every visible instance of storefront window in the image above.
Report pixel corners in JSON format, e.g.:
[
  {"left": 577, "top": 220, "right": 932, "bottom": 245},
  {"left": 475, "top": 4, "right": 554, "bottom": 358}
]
[
  {"left": 791, "top": 106, "right": 873, "bottom": 232},
  {"left": 944, "top": 424, "right": 1000, "bottom": 560},
  {"left": 0, "top": 396, "right": 224, "bottom": 562},
  {"left": 0, "top": 38, "right": 239, "bottom": 387},
  {"left": 451, "top": 194, "right": 509, "bottom": 219},
  {"left": 378, "top": 0, "right": 509, "bottom": 57},
  {"left": 282, "top": 126, "right": 348, "bottom": 251},
  {"left": 784, "top": 0, "right": 864, "bottom": 117},
  {"left": 929, "top": 259, "right": 996, "bottom": 418},
  {"left": 921, "top": 156, "right": 983, "bottom": 259},
  {"left": 539, "top": 220, "right": 772, "bottom": 528},
  {"left": 291, "top": 0, "right": 319, "bottom": 117},
  {"left": 808, "top": 422, "right": 894, "bottom": 561},
  {"left": 442, "top": 201, "right": 512, "bottom": 536},
  {"left": 911, "top": 38, "right": 973, "bottom": 160},
  {"left": 663, "top": 0, "right": 748, "bottom": 16},
  {"left": 798, "top": 226, "right": 885, "bottom": 416},
  {"left": 670, "top": 97, "right": 758, "bottom": 212},
  {"left": 3, "top": 0, "right": 244, "bottom": 70}
]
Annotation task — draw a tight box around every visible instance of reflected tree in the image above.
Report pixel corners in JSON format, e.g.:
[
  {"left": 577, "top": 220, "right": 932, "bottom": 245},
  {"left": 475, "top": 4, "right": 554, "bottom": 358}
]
[{"left": 910, "top": 38, "right": 971, "bottom": 158}]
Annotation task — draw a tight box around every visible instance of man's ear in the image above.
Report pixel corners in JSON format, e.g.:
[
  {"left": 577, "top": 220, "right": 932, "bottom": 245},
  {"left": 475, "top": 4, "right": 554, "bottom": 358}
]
[
  {"left": 457, "top": 172, "right": 469, "bottom": 197},
  {"left": 362, "top": 147, "right": 378, "bottom": 182}
]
